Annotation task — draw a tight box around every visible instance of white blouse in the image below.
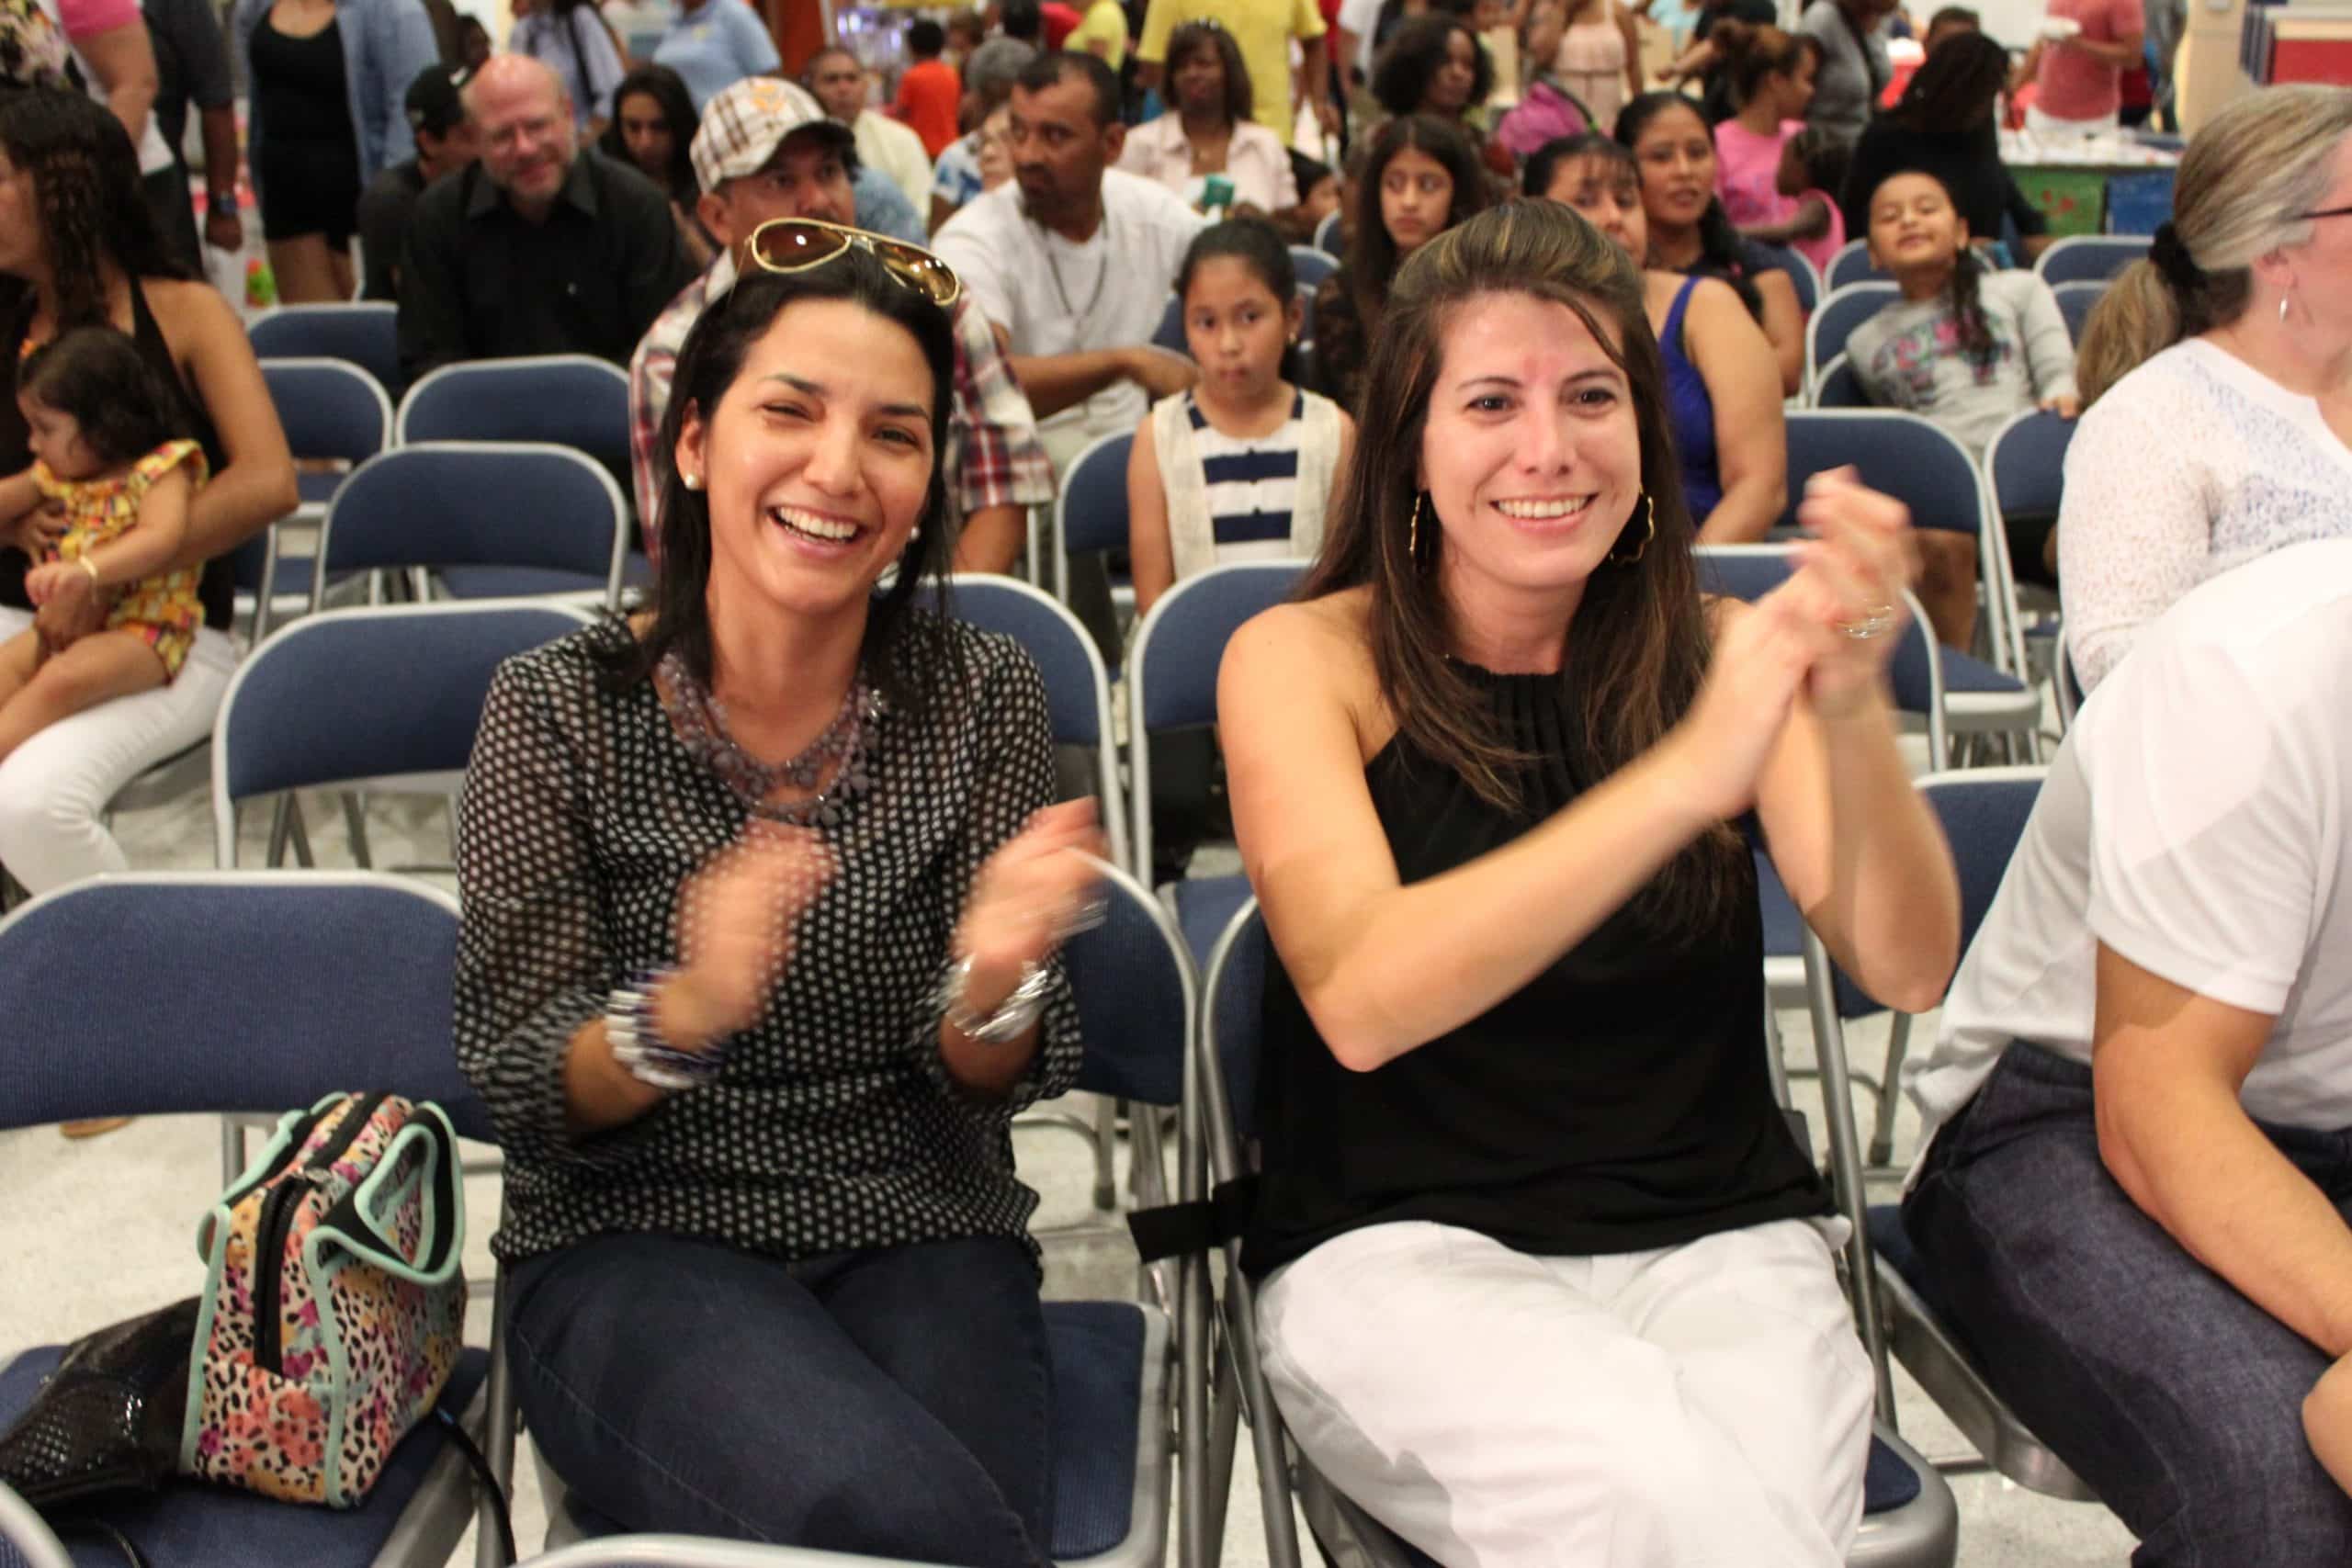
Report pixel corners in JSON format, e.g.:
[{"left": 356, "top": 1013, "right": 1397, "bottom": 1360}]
[{"left": 2059, "top": 337, "right": 2352, "bottom": 692}]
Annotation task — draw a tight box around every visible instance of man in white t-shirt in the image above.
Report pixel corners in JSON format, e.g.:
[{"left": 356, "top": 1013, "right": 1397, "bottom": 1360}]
[
  {"left": 931, "top": 51, "right": 1204, "bottom": 479},
  {"left": 1904, "top": 538, "right": 2352, "bottom": 1562}
]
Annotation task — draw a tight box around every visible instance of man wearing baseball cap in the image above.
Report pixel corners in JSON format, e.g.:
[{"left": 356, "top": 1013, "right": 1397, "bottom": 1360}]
[
  {"left": 357, "top": 62, "right": 481, "bottom": 302},
  {"left": 628, "top": 75, "right": 1051, "bottom": 577}
]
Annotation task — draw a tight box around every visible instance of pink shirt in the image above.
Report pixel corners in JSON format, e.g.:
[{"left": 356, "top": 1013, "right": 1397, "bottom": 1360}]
[
  {"left": 2035, "top": 0, "right": 2145, "bottom": 122},
  {"left": 1713, "top": 117, "right": 1802, "bottom": 231},
  {"left": 55, "top": 0, "right": 139, "bottom": 38},
  {"left": 1789, "top": 187, "right": 1845, "bottom": 274}
]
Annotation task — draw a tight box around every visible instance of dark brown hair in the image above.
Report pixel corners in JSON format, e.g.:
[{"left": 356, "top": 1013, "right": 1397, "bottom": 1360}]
[
  {"left": 1346, "top": 113, "right": 1491, "bottom": 330},
  {"left": 1304, "top": 200, "right": 1743, "bottom": 937},
  {"left": 1166, "top": 20, "right": 1254, "bottom": 128}
]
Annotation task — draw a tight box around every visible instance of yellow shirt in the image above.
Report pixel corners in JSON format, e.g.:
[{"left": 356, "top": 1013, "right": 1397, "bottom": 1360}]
[
  {"left": 1065, "top": 0, "right": 1129, "bottom": 67},
  {"left": 1137, "top": 0, "right": 1327, "bottom": 147}
]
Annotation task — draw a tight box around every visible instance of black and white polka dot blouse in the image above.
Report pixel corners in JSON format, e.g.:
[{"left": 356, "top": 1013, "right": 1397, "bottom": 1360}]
[{"left": 453, "top": 611, "right": 1083, "bottom": 1269}]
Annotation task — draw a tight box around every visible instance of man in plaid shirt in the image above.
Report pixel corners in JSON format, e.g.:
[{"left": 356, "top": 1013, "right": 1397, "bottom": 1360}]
[{"left": 629, "top": 77, "right": 1052, "bottom": 574}]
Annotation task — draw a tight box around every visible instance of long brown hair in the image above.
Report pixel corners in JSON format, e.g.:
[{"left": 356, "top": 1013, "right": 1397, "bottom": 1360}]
[
  {"left": 2077, "top": 85, "right": 2352, "bottom": 406},
  {"left": 1304, "top": 199, "right": 1744, "bottom": 938}
]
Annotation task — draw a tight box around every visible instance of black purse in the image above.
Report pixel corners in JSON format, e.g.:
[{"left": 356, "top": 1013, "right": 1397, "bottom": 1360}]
[{"left": 0, "top": 1297, "right": 197, "bottom": 1508}]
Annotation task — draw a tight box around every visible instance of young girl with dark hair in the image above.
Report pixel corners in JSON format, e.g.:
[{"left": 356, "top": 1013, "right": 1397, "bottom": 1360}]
[
  {"left": 0, "top": 326, "right": 206, "bottom": 759},
  {"left": 1129, "top": 219, "right": 1356, "bottom": 615},
  {"left": 1316, "top": 113, "right": 1493, "bottom": 411},
  {"left": 1838, "top": 31, "right": 2049, "bottom": 259},
  {"left": 1708, "top": 20, "right": 1821, "bottom": 235},
  {"left": 1618, "top": 90, "right": 1806, "bottom": 392},
  {"left": 1848, "top": 168, "right": 2075, "bottom": 643}
]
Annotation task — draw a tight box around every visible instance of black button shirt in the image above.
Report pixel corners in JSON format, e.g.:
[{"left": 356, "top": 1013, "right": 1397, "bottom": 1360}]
[{"left": 396, "top": 150, "right": 694, "bottom": 380}]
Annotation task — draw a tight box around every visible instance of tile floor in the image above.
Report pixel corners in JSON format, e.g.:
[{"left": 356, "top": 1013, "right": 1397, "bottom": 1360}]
[{"left": 3, "top": 784, "right": 2140, "bottom": 1566}]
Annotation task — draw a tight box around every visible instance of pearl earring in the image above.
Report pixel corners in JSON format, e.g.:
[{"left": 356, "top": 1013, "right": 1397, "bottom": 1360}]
[
  {"left": 2281, "top": 294, "right": 2291, "bottom": 326},
  {"left": 682, "top": 472, "right": 702, "bottom": 491}
]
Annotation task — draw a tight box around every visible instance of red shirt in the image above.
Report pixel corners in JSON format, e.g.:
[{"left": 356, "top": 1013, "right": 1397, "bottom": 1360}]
[
  {"left": 1042, "top": 2, "right": 1082, "bottom": 49},
  {"left": 894, "top": 58, "right": 963, "bottom": 157},
  {"left": 2034, "top": 0, "right": 2145, "bottom": 122}
]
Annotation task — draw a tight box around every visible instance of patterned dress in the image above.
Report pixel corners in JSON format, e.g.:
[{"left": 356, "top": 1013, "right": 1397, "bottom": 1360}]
[{"left": 35, "top": 438, "right": 209, "bottom": 679}]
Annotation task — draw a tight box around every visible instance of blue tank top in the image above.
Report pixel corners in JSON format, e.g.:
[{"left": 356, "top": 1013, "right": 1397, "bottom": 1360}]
[{"left": 1660, "top": 276, "right": 1722, "bottom": 522}]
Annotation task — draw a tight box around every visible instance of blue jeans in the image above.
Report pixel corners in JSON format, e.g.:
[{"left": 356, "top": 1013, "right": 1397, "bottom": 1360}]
[
  {"left": 1905, "top": 1043, "right": 2352, "bottom": 1566},
  {"left": 507, "top": 1232, "right": 1055, "bottom": 1567}
]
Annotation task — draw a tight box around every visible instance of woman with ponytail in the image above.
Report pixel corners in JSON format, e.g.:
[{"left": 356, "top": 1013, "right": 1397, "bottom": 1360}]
[
  {"left": 1847, "top": 168, "right": 2075, "bottom": 637},
  {"left": 2061, "top": 85, "right": 2352, "bottom": 692},
  {"left": 1618, "top": 90, "right": 1807, "bottom": 393}
]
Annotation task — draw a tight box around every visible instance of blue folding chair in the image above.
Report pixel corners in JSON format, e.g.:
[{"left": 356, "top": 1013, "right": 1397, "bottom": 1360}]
[
  {"left": 211, "top": 600, "right": 595, "bottom": 872},
  {"left": 1125, "top": 561, "right": 1305, "bottom": 967},
  {"left": 1826, "top": 239, "right": 1884, "bottom": 291},
  {"left": 1052, "top": 431, "right": 1136, "bottom": 648},
  {"left": 525, "top": 856, "right": 1183, "bottom": 1568},
  {"left": 2052, "top": 278, "right": 2104, "bottom": 344},
  {"left": 1800, "top": 770, "right": 2101, "bottom": 1505},
  {"left": 1751, "top": 240, "right": 1822, "bottom": 314},
  {"left": 1313, "top": 209, "right": 1343, "bottom": 257},
  {"left": 396, "top": 355, "right": 649, "bottom": 591},
  {"left": 0, "top": 873, "right": 503, "bottom": 1568},
  {"left": 2032, "top": 234, "right": 2149, "bottom": 287},
  {"left": 1781, "top": 412, "right": 2041, "bottom": 759},
  {"left": 253, "top": 358, "right": 396, "bottom": 638},
  {"left": 1813, "top": 352, "right": 1873, "bottom": 409},
  {"left": 1190, "top": 899, "right": 1962, "bottom": 1568},
  {"left": 1807, "top": 283, "right": 1898, "bottom": 401},
  {"left": 1151, "top": 295, "right": 1188, "bottom": 355},
  {"left": 248, "top": 301, "right": 401, "bottom": 394},
  {"left": 311, "top": 444, "right": 628, "bottom": 611},
  {"left": 1288, "top": 244, "right": 1339, "bottom": 288},
  {"left": 516, "top": 1546, "right": 956, "bottom": 1567}
]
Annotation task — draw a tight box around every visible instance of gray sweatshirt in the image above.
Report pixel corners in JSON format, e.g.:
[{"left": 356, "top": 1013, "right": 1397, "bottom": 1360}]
[{"left": 1846, "top": 268, "right": 2079, "bottom": 456}]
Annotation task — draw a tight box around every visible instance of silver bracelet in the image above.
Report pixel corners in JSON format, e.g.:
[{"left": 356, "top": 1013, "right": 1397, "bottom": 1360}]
[
  {"left": 937, "top": 953, "right": 1051, "bottom": 1046},
  {"left": 605, "top": 968, "right": 722, "bottom": 1091}
]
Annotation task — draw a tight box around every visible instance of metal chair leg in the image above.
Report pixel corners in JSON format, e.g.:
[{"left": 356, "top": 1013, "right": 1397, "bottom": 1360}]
[
  {"left": 341, "top": 791, "right": 372, "bottom": 869},
  {"left": 1868, "top": 1013, "right": 1914, "bottom": 1168},
  {"left": 1092, "top": 1092, "right": 1119, "bottom": 1212}
]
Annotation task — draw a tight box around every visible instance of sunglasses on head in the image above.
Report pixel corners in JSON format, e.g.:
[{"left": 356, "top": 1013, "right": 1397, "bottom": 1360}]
[{"left": 740, "top": 218, "right": 962, "bottom": 307}]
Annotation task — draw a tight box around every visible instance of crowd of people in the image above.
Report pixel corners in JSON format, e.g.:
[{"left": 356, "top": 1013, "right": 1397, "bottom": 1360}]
[{"left": 3, "top": 0, "right": 2351, "bottom": 1561}]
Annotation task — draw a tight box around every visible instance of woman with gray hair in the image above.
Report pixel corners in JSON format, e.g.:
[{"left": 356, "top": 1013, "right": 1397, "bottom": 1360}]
[{"left": 2057, "top": 84, "right": 2352, "bottom": 691}]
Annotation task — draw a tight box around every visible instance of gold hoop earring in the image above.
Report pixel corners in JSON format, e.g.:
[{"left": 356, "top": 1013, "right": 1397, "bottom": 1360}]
[
  {"left": 1409, "top": 491, "right": 1427, "bottom": 561},
  {"left": 1610, "top": 492, "right": 1655, "bottom": 565}
]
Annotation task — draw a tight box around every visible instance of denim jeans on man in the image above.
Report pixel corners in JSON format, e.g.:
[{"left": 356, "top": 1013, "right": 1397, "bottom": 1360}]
[
  {"left": 1905, "top": 1042, "right": 2352, "bottom": 1566},
  {"left": 508, "top": 1231, "right": 1055, "bottom": 1568}
]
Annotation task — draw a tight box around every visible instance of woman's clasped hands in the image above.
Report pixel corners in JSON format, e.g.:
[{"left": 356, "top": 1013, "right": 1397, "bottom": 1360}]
[{"left": 1667, "top": 468, "right": 1921, "bottom": 821}]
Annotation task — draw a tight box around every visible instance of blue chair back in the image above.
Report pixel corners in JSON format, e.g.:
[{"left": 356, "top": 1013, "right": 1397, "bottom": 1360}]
[
  {"left": 211, "top": 601, "right": 594, "bottom": 863},
  {"left": 1053, "top": 432, "right": 1133, "bottom": 604},
  {"left": 1813, "top": 353, "right": 1872, "bottom": 409},
  {"left": 1749, "top": 242, "right": 1819, "bottom": 314},
  {"left": 1313, "top": 209, "right": 1343, "bottom": 257},
  {"left": 312, "top": 444, "right": 628, "bottom": 606},
  {"left": 0, "top": 873, "right": 493, "bottom": 1139},
  {"left": 1984, "top": 408, "right": 2076, "bottom": 532},
  {"left": 1781, "top": 409, "right": 1984, "bottom": 538},
  {"left": 913, "top": 575, "right": 1130, "bottom": 865},
  {"left": 2034, "top": 234, "right": 2149, "bottom": 286},
  {"left": 260, "top": 358, "right": 392, "bottom": 468},
  {"left": 1289, "top": 244, "right": 1340, "bottom": 288},
  {"left": 395, "top": 355, "right": 635, "bottom": 507},
  {"left": 248, "top": 302, "right": 401, "bottom": 393},
  {"left": 2052, "top": 278, "right": 2104, "bottom": 344},
  {"left": 1152, "top": 294, "right": 1188, "bottom": 354},
  {"left": 1924, "top": 769, "right": 2046, "bottom": 956},
  {"left": 1061, "top": 857, "right": 1195, "bottom": 1109},
  {"left": 1825, "top": 240, "right": 1884, "bottom": 290},
  {"left": 1808, "top": 281, "right": 1898, "bottom": 392},
  {"left": 1201, "top": 896, "right": 1270, "bottom": 1139}
]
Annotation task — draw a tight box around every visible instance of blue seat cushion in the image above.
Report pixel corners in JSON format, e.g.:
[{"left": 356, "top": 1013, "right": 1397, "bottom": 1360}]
[
  {"left": 1939, "top": 647, "right": 2029, "bottom": 695},
  {"left": 1864, "top": 1432, "right": 1922, "bottom": 1514},
  {"left": 0, "top": 1346, "right": 485, "bottom": 1568},
  {"left": 560, "top": 1300, "right": 1148, "bottom": 1562},
  {"left": 1173, "top": 874, "right": 1251, "bottom": 974}
]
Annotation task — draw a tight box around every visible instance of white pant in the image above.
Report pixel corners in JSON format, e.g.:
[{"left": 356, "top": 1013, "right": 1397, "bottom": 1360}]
[
  {"left": 2025, "top": 104, "right": 2121, "bottom": 139},
  {"left": 1256, "top": 1218, "right": 1874, "bottom": 1568},
  {"left": 0, "top": 607, "right": 235, "bottom": 894}
]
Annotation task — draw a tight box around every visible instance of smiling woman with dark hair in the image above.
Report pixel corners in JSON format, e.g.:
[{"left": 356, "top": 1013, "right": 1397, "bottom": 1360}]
[{"left": 458, "top": 236, "right": 1104, "bottom": 1562}]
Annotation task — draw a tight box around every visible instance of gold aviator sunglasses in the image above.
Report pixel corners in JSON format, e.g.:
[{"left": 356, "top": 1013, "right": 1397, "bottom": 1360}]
[{"left": 740, "top": 218, "right": 962, "bottom": 308}]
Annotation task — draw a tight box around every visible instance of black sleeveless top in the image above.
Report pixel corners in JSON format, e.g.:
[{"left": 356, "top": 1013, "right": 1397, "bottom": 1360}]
[
  {"left": 0, "top": 281, "right": 232, "bottom": 628},
  {"left": 1241, "top": 663, "right": 1831, "bottom": 1278}
]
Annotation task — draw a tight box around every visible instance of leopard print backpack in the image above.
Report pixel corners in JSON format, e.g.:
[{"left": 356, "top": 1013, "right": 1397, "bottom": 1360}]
[{"left": 182, "top": 1092, "right": 466, "bottom": 1506}]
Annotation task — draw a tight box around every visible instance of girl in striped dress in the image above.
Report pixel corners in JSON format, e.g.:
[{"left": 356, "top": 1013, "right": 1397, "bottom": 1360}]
[{"left": 1128, "top": 220, "right": 1356, "bottom": 619}]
